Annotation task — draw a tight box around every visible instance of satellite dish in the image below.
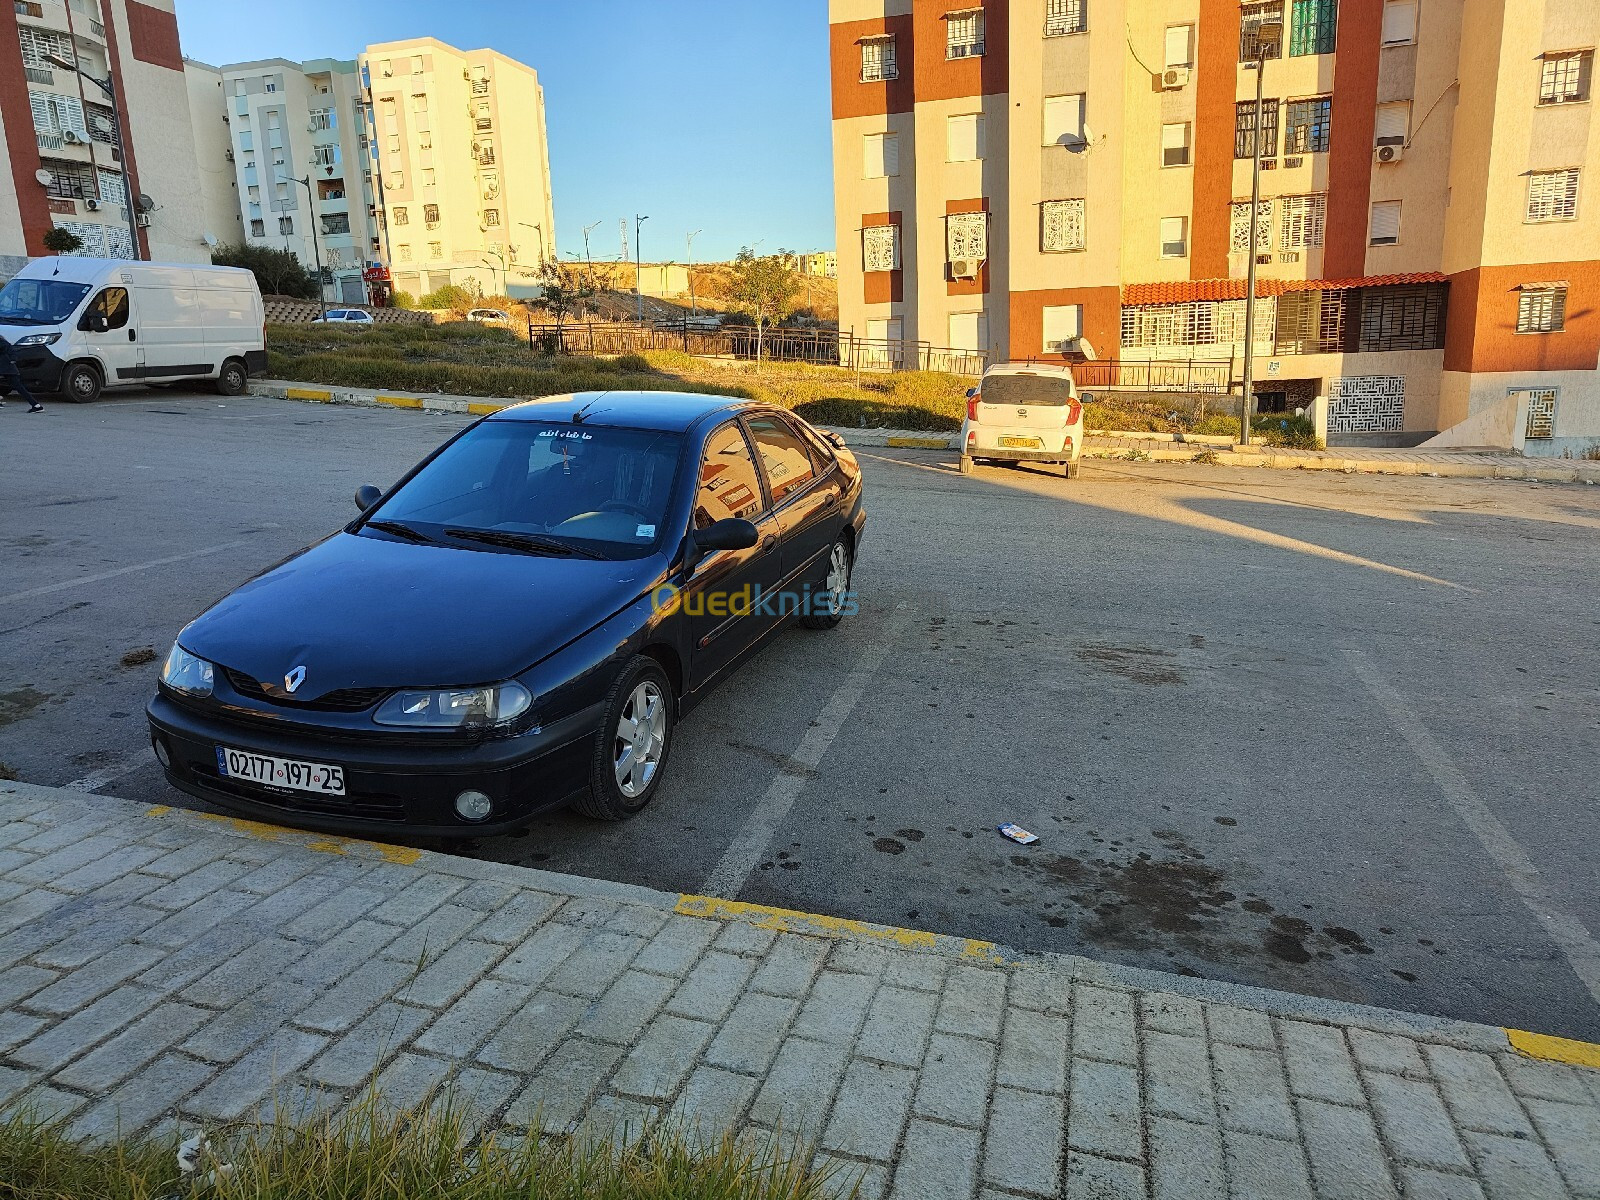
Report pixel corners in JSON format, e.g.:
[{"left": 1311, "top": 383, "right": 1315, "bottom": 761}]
[
  {"left": 203, "top": 233, "right": 220, "bottom": 248},
  {"left": 35, "top": 168, "right": 54, "bottom": 186},
  {"left": 136, "top": 194, "right": 155, "bottom": 213},
  {"left": 91, "top": 115, "right": 113, "bottom": 134},
  {"left": 1065, "top": 124, "right": 1095, "bottom": 154}
]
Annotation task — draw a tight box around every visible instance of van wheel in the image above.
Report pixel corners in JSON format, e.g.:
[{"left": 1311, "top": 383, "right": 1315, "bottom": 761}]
[
  {"left": 214, "top": 359, "right": 248, "bottom": 396},
  {"left": 59, "top": 362, "right": 101, "bottom": 404},
  {"left": 573, "top": 655, "right": 675, "bottom": 821}
]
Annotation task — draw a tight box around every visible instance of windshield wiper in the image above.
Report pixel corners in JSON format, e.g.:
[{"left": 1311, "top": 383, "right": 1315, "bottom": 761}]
[
  {"left": 364, "top": 519, "right": 436, "bottom": 544},
  {"left": 443, "top": 527, "right": 606, "bottom": 560}
]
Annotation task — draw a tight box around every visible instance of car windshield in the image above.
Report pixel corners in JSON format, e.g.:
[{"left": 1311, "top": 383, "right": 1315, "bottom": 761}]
[
  {"left": 0, "top": 278, "right": 92, "bottom": 326},
  {"left": 368, "top": 419, "right": 683, "bottom": 559},
  {"left": 979, "top": 374, "right": 1076, "bottom": 407}
]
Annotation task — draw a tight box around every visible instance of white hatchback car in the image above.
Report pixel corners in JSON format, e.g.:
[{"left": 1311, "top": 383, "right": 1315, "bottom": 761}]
[
  {"left": 310, "top": 308, "right": 375, "bottom": 327},
  {"left": 959, "top": 363, "right": 1084, "bottom": 478}
]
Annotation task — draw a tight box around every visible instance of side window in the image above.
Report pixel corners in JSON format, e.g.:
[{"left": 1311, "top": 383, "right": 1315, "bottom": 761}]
[
  {"left": 786, "top": 415, "right": 837, "bottom": 474},
  {"left": 695, "top": 421, "right": 765, "bottom": 529},
  {"left": 83, "top": 287, "right": 129, "bottom": 330},
  {"left": 746, "top": 414, "right": 817, "bottom": 505}
]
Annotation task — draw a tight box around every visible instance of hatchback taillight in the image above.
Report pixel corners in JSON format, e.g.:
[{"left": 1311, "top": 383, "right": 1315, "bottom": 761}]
[
  {"left": 1065, "top": 401, "right": 1082, "bottom": 425},
  {"left": 967, "top": 394, "right": 982, "bottom": 422}
]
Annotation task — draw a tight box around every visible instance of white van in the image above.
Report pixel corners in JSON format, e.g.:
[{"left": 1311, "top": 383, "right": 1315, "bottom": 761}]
[{"left": 0, "top": 258, "right": 264, "bottom": 403}]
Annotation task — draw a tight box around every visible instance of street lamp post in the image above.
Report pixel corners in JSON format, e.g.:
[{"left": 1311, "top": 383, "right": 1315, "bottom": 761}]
[
  {"left": 1238, "top": 17, "right": 1282, "bottom": 448},
  {"left": 43, "top": 54, "right": 140, "bottom": 261},
  {"left": 686, "top": 228, "right": 702, "bottom": 318},
  {"left": 516, "top": 221, "right": 545, "bottom": 266},
  {"left": 284, "top": 174, "right": 327, "bottom": 321},
  {"left": 634, "top": 214, "right": 649, "bottom": 323}
]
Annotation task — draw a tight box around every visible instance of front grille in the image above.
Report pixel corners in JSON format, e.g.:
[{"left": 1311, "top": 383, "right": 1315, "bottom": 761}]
[
  {"left": 195, "top": 766, "right": 407, "bottom": 823},
  {"left": 223, "top": 667, "right": 390, "bottom": 713}
]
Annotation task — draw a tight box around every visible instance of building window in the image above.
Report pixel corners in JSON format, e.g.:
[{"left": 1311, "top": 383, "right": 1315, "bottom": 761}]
[
  {"left": 863, "top": 131, "right": 899, "bottom": 178},
  {"left": 1523, "top": 389, "right": 1558, "bottom": 439},
  {"left": 387, "top": 135, "right": 400, "bottom": 153},
  {"left": 423, "top": 202, "right": 440, "bottom": 228},
  {"left": 18, "top": 26, "right": 75, "bottom": 69},
  {"left": 428, "top": 241, "right": 443, "bottom": 259},
  {"left": 1235, "top": 99, "right": 1279, "bottom": 158},
  {"left": 1369, "top": 200, "right": 1401, "bottom": 244},
  {"left": 419, "top": 132, "right": 432, "bottom": 150},
  {"left": 1280, "top": 193, "right": 1328, "bottom": 248},
  {"left": 321, "top": 213, "right": 350, "bottom": 236},
  {"left": 1540, "top": 51, "right": 1593, "bottom": 105},
  {"left": 250, "top": 219, "right": 265, "bottom": 237},
  {"left": 947, "top": 113, "right": 984, "bottom": 162},
  {"left": 278, "top": 216, "right": 294, "bottom": 235},
  {"left": 1527, "top": 169, "right": 1580, "bottom": 222},
  {"left": 1374, "top": 100, "right": 1411, "bottom": 147},
  {"left": 862, "top": 224, "right": 900, "bottom": 272},
  {"left": 1517, "top": 285, "right": 1567, "bottom": 333},
  {"left": 422, "top": 168, "right": 437, "bottom": 188},
  {"left": 1043, "top": 94, "right": 1086, "bottom": 146},
  {"left": 392, "top": 207, "right": 408, "bottom": 226},
  {"left": 1161, "top": 122, "right": 1191, "bottom": 167},
  {"left": 860, "top": 36, "right": 897, "bottom": 82},
  {"left": 1041, "top": 199, "right": 1085, "bottom": 251},
  {"left": 411, "top": 94, "right": 428, "bottom": 113},
  {"left": 1240, "top": 2, "right": 1284, "bottom": 61},
  {"left": 39, "top": 159, "right": 96, "bottom": 199},
  {"left": 1290, "top": 0, "right": 1338, "bottom": 55},
  {"left": 1284, "top": 97, "right": 1331, "bottom": 153},
  {"left": 1380, "top": 0, "right": 1417, "bottom": 46},
  {"left": 1045, "top": 0, "right": 1085, "bottom": 36},
  {"left": 313, "top": 145, "right": 338, "bottom": 168},
  {"left": 1231, "top": 201, "right": 1274, "bottom": 253},
  {"left": 946, "top": 211, "right": 987, "bottom": 264},
  {"left": 309, "top": 108, "right": 334, "bottom": 131},
  {"left": 1160, "top": 217, "right": 1188, "bottom": 258},
  {"left": 484, "top": 208, "right": 500, "bottom": 226},
  {"left": 1042, "top": 304, "right": 1083, "bottom": 352},
  {"left": 946, "top": 10, "right": 984, "bottom": 59},
  {"left": 397, "top": 243, "right": 411, "bottom": 261},
  {"left": 948, "top": 311, "right": 988, "bottom": 354},
  {"left": 1165, "top": 25, "right": 1193, "bottom": 68},
  {"left": 411, "top": 55, "right": 424, "bottom": 74}
]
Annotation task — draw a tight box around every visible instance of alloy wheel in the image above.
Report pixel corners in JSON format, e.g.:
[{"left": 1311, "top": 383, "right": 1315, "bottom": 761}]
[{"left": 613, "top": 680, "right": 665, "bottom": 798}]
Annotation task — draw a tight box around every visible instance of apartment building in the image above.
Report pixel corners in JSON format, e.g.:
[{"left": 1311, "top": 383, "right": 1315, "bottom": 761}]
[
  {"left": 1, "top": 0, "right": 208, "bottom": 270},
  {"left": 358, "top": 37, "right": 556, "bottom": 300},
  {"left": 830, "top": 0, "right": 1600, "bottom": 453}
]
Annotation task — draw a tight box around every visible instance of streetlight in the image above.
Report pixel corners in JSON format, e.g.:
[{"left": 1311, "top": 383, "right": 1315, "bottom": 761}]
[
  {"left": 686, "top": 229, "right": 702, "bottom": 317},
  {"left": 42, "top": 53, "right": 140, "bottom": 261},
  {"left": 633, "top": 214, "right": 648, "bottom": 323},
  {"left": 281, "top": 173, "right": 327, "bottom": 321},
  {"left": 516, "top": 221, "right": 545, "bottom": 266},
  {"left": 1238, "top": 15, "right": 1282, "bottom": 448},
  {"left": 480, "top": 244, "right": 509, "bottom": 296}
]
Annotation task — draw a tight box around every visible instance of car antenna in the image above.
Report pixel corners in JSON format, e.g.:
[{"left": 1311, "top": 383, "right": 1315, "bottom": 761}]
[{"left": 571, "top": 391, "right": 611, "bottom": 424}]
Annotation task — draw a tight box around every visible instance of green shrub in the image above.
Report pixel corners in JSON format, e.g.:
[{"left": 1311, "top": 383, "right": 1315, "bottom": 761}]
[
  {"left": 1192, "top": 413, "right": 1242, "bottom": 438},
  {"left": 1252, "top": 412, "right": 1322, "bottom": 449},
  {"left": 389, "top": 290, "right": 416, "bottom": 310},
  {"left": 614, "top": 354, "right": 652, "bottom": 374}
]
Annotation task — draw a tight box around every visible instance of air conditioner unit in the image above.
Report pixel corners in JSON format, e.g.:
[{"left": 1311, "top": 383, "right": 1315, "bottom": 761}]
[
  {"left": 1375, "top": 143, "right": 1404, "bottom": 164},
  {"left": 62, "top": 129, "right": 87, "bottom": 145},
  {"left": 1160, "top": 67, "right": 1191, "bottom": 89},
  {"left": 136, "top": 212, "right": 151, "bottom": 227},
  {"left": 84, "top": 198, "right": 101, "bottom": 211},
  {"left": 950, "top": 257, "right": 983, "bottom": 279}
]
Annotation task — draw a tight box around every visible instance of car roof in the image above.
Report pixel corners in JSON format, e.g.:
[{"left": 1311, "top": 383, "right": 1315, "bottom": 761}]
[
  {"left": 983, "top": 362, "right": 1075, "bottom": 379},
  {"left": 488, "top": 390, "right": 753, "bottom": 432}
]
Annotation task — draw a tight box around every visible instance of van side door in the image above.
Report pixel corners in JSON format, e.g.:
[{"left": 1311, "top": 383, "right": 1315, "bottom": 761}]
[{"left": 77, "top": 285, "right": 140, "bottom": 383}]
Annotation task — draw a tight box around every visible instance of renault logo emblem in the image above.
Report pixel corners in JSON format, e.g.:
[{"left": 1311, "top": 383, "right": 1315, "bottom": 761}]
[{"left": 284, "top": 665, "right": 307, "bottom": 694}]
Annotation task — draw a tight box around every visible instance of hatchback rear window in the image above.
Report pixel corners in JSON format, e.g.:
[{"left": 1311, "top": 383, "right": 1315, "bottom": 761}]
[{"left": 979, "top": 374, "right": 1076, "bottom": 407}]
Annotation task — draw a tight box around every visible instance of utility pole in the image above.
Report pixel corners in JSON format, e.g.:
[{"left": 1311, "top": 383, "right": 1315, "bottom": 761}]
[
  {"left": 284, "top": 174, "right": 327, "bottom": 320},
  {"left": 43, "top": 54, "right": 140, "bottom": 261},
  {"left": 686, "top": 229, "right": 702, "bottom": 318},
  {"left": 1238, "top": 15, "right": 1282, "bottom": 448},
  {"left": 633, "top": 214, "right": 649, "bottom": 323}
]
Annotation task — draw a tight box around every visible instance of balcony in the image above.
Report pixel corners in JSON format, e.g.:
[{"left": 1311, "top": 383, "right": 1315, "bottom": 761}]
[
  {"left": 36, "top": 130, "right": 64, "bottom": 151},
  {"left": 15, "top": 1, "right": 43, "bottom": 16},
  {"left": 47, "top": 197, "right": 76, "bottom": 215},
  {"left": 24, "top": 65, "right": 53, "bottom": 85}
]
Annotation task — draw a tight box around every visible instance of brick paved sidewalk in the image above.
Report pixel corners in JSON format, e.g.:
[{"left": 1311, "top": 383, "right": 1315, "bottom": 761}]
[{"left": 2, "top": 781, "right": 1597, "bottom": 1199}]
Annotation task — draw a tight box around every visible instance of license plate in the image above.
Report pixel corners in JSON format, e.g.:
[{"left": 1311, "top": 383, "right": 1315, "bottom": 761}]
[
  {"left": 1000, "top": 436, "right": 1043, "bottom": 449},
  {"left": 216, "top": 746, "right": 345, "bottom": 795}
]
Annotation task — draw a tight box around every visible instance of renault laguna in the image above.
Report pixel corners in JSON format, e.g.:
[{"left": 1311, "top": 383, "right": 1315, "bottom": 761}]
[{"left": 147, "top": 392, "right": 865, "bottom": 834}]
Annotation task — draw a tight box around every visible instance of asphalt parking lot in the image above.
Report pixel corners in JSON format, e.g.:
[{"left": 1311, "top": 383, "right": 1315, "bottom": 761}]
[{"left": 3, "top": 389, "right": 1598, "bottom": 1041}]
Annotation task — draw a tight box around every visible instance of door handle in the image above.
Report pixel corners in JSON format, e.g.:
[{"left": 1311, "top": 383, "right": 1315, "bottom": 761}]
[
  {"left": 128, "top": 329, "right": 136, "bottom": 341},
  {"left": 761, "top": 535, "right": 777, "bottom": 552}
]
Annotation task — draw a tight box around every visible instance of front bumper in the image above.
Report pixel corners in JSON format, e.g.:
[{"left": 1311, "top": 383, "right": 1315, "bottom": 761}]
[
  {"left": 7, "top": 349, "right": 64, "bottom": 392},
  {"left": 147, "top": 693, "right": 601, "bottom": 838}
]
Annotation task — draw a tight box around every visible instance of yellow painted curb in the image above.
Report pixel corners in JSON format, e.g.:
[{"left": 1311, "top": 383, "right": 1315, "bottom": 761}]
[
  {"left": 144, "top": 804, "right": 420, "bottom": 865},
  {"left": 675, "top": 893, "right": 1004, "bottom": 962},
  {"left": 285, "top": 387, "right": 333, "bottom": 402},
  {"left": 1506, "top": 1028, "right": 1600, "bottom": 1070},
  {"left": 466, "top": 401, "right": 508, "bottom": 415},
  {"left": 375, "top": 394, "right": 423, "bottom": 409},
  {"left": 885, "top": 436, "right": 952, "bottom": 449}
]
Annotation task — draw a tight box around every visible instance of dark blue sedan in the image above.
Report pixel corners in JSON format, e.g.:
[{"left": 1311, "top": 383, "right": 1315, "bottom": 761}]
[{"left": 147, "top": 391, "right": 866, "bottom": 835}]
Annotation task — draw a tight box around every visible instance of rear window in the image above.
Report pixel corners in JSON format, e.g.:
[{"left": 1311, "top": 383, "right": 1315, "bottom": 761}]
[{"left": 979, "top": 373, "right": 1076, "bottom": 407}]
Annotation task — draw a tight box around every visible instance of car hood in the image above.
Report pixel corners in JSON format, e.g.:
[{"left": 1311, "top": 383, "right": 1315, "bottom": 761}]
[{"left": 180, "top": 531, "right": 664, "bottom": 693}]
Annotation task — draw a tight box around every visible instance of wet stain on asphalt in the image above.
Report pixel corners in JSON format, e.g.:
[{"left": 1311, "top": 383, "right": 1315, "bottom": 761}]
[
  {"left": 0, "top": 687, "right": 49, "bottom": 728},
  {"left": 1076, "top": 644, "right": 1185, "bottom": 686},
  {"left": 873, "top": 837, "right": 907, "bottom": 855},
  {"left": 895, "top": 829, "right": 925, "bottom": 842}
]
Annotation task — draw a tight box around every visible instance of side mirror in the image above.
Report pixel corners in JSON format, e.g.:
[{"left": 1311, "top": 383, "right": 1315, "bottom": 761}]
[
  {"left": 85, "top": 314, "right": 109, "bottom": 333},
  {"left": 695, "top": 518, "right": 759, "bottom": 552},
  {"left": 965, "top": 387, "right": 977, "bottom": 399},
  {"left": 354, "top": 484, "right": 382, "bottom": 511},
  {"left": 823, "top": 430, "right": 847, "bottom": 450}
]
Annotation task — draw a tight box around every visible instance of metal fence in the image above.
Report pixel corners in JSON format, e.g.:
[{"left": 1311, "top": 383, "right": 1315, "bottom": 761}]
[{"left": 1069, "top": 358, "right": 1234, "bottom": 394}]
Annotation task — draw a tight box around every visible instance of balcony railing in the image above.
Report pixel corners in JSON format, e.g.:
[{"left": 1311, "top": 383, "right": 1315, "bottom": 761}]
[
  {"left": 47, "top": 198, "right": 76, "bottom": 215},
  {"left": 36, "top": 130, "right": 64, "bottom": 151},
  {"left": 24, "top": 65, "right": 53, "bottom": 85},
  {"left": 88, "top": 18, "right": 104, "bottom": 37},
  {"left": 15, "top": 1, "right": 44, "bottom": 16}
]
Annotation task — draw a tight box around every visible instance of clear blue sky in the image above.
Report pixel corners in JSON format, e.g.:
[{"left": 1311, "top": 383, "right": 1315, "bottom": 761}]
[{"left": 176, "top": 0, "right": 834, "bottom": 263}]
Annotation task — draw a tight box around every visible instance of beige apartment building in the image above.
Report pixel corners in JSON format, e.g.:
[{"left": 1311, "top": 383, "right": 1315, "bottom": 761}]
[
  {"left": 358, "top": 37, "right": 556, "bottom": 300},
  {"left": 2, "top": 0, "right": 209, "bottom": 272},
  {"left": 830, "top": 0, "right": 1600, "bottom": 453}
]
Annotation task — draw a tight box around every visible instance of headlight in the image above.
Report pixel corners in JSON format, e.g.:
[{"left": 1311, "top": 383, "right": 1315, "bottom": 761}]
[
  {"left": 160, "top": 643, "right": 214, "bottom": 698},
  {"left": 15, "top": 332, "right": 60, "bottom": 346},
  {"left": 373, "top": 682, "right": 532, "bottom": 730}
]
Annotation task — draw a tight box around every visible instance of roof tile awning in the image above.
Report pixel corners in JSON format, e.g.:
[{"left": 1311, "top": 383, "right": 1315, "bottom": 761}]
[{"left": 1121, "top": 272, "right": 1447, "bottom": 305}]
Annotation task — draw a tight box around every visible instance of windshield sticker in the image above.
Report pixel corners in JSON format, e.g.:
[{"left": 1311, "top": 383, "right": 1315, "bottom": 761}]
[
  {"left": 538, "top": 429, "right": 593, "bottom": 439},
  {"left": 635, "top": 524, "right": 656, "bottom": 539}
]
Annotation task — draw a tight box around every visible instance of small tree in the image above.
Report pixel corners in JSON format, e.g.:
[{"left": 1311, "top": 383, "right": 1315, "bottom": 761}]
[
  {"left": 41, "top": 227, "right": 83, "bottom": 255},
  {"left": 211, "top": 243, "right": 316, "bottom": 299},
  {"left": 713, "top": 248, "right": 802, "bottom": 366},
  {"left": 534, "top": 259, "right": 598, "bottom": 332}
]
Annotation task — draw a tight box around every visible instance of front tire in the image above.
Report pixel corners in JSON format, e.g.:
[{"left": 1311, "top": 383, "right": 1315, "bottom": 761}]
[
  {"left": 59, "top": 362, "right": 101, "bottom": 404},
  {"left": 214, "top": 358, "right": 248, "bottom": 396},
  {"left": 800, "top": 536, "right": 853, "bottom": 630},
  {"left": 573, "top": 655, "right": 674, "bottom": 821}
]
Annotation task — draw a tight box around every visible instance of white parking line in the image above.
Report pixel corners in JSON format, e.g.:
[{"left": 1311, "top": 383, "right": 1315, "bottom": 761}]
[
  {"left": 1345, "top": 649, "right": 1600, "bottom": 1008},
  {"left": 700, "top": 603, "right": 912, "bottom": 900},
  {"left": 0, "top": 540, "right": 248, "bottom": 605}
]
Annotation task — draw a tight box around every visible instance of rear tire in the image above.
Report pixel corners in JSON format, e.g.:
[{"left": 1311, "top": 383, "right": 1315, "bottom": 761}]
[
  {"left": 573, "top": 655, "right": 675, "bottom": 821},
  {"left": 59, "top": 362, "right": 101, "bottom": 404},
  {"left": 214, "top": 358, "right": 248, "bottom": 396},
  {"left": 958, "top": 454, "right": 974, "bottom": 475}
]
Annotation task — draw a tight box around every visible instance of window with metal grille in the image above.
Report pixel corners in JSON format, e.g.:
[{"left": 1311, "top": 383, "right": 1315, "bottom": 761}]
[
  {"left": 1356, "top": 284, "right": 1446, "bottom": 351},
  {"left": 860, "top": 36, "right": 897, "bottom": 82},
  {"left": 18, "top": 25, "right": 74, "bottom": 68},
  {"left": 321, "top": 213, "right": 350, "bottom": 236},
  {"left": 1284, "top": 97, "right": 1331, "bottom": 153},
  {"left": 1273, "top": 290, "right": 1347, "bottom": 354},
  {"left": 392, "top": 207, "right": 408, "bottom": 226},
  {"left": 1527, "top": 169, "right": 1580, "bottom": 222},
  {"left": 250, "top": 219, "right": 265, "bottom": 237},
  {"left": 1041, "top": 199, "right": 1085, "bottom": 252},
  {"left": 484, "top": 208, "right": 500, "bottom": 226},
  {"left": 1240, "top": 2, "right": 1283, "bottom": 60},
  {"left": 1517, "top": 286, "right": 1566, "bottom": 333},
  {"left": 1523, "top": 389, "right": 1557, "bottom": 438},
  {"left": 278, "top": 216, "right": 294, "bottom": 235},
  {"left": 946, "top": 211, "right": 987, "bottom": 262},
  {"left": 1540, "top": 51, "right": 1592, "bottom": 104},
  {"left": 862, "top": 224, "right": 900, "bottom": 272},
  {"left": 423, "top": 202, "right": 440, "bottom": 229},
  {"left": 1280, "top": 194, "right": 1327, "bottom": 248},
  {"left": 86, "top": 102, "right": 117, "bottom": 145},
  {"left": 1290, "top": 0, "right": 1338, "bottom": 56},
  {"left": 1045, "top": 0, "right": 1085, "bottom": 36},
  {"left": 40, "top": 158, "right": 96, "bottom": 199},
  {"left": 1235, "top": 99, "right": 1279, "bottom": 158},
  {"left": 429, "top": 242, "right": 443, "bottom": 259},
  {"left": 1120, "top": 300, "right": 1275, "bottom": 350},
  {"left": 946, "top": 10, "right": 984, "bottom": 59},
  {"left": 1231, "top": 201, "right": 1274, "bottom": 253}
]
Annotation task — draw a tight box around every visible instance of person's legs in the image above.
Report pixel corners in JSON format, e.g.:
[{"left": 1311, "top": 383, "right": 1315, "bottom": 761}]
[{"left": 0, "top": 368, "right": 41, "bottom": 412}]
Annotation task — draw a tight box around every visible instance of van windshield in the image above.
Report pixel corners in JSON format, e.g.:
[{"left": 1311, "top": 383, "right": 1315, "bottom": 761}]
[
  {"left": 980, "top": 374, "right": 1076, "bottom": 407},
  {"left": 0, "top": 278, "right": 92, "bottom": 326}
]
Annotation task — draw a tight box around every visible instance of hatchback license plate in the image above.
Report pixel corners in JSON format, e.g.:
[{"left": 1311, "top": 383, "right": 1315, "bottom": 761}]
[
  {"left": 217, "top": 746, "right": 345, "bottom": 795},
  {"left": 999, "top": 436, "right": 1043, "bottom": 449}
]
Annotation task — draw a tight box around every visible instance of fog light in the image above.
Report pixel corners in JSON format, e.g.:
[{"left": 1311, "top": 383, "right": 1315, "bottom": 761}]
[
  {"left": 152, "top": 739, "right": 171, "bottom": 769},
  {"left": 454, "top": 790, "right": 493, "bottom": 822}
]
